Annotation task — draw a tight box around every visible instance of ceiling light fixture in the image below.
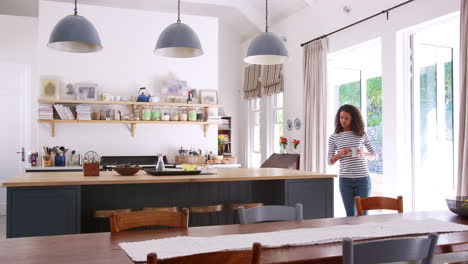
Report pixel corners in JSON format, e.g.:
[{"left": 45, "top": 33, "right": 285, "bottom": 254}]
[
  {"left": 244, "top": 0, "right": 288, "bottom": 65},
  {"left": 48, "top": 0, "right": 103, "bottom": 53},
  {"left": 154, "top": 0, "right": 203, "bottom": 58}
]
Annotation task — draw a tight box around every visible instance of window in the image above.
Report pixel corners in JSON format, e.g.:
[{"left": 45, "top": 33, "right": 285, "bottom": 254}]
[
  {"left": 329, "top": 39, "right": 383, "bottom": 177},
  {"left": 249, "top": 98, "right": 262, "bottom": 168},
  {"left": 272, "top": 93, "right": 284, "bottom": 154}
]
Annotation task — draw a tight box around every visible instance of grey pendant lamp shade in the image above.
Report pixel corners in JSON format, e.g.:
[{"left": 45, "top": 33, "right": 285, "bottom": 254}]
[
  {"left": 154, "top": 0, "right": 203, "bottom": 58},
  {"left": 48, "top": 0, "right": 103, "bottom": 53},
  {"left": 244, "top": 0, "right": 288, "bottom": 65}
]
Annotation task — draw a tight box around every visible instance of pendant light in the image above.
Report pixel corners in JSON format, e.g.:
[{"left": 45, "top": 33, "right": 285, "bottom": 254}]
[
  {"left": 244, "top": 0, "right": 288, "bottom": 65},
  {"left": 48, "top": 0, "right": 103, "bottom": 53},
  {"left": 154, "top": 0, "right": 203, "bottom": 58}
]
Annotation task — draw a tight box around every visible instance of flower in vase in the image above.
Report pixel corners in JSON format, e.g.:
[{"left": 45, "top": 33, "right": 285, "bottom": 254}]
[{"left": 292, "top": 139, "right": 300, "bottom": 149}]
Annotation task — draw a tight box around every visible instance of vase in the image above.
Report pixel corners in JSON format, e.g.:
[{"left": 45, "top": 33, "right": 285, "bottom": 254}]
[{"left": 280, "top": 145, "right": 286, "bottom": 154}]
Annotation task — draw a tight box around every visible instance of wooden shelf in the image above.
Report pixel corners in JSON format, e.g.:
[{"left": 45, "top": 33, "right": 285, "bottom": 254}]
[
  {"left": 37, "top": 99, "right": 222, "bottom": 137},
  {"left": 37, "top": 99, "right": 222, "bottom": 108},
  {"left": 38, "top": 119, "right": 219, "bottom": 137}
]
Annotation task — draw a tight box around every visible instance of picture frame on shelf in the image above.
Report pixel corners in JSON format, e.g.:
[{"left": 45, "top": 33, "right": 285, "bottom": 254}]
[
  {"left": 40, "top": 76, "right": 60, "bottom": 100},
  {"left": 199, "top": 89, "right": 218, "bottom": 104},
  {"left": 76, "top": 83, "right": 98, "bottom": 101},
  {"left": 160, "top": 79, "right": 188, "bottom": 97}
]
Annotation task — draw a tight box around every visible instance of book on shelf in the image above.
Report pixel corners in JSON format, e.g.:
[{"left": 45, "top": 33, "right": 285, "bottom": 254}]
[
  {"left": 38, "top": 104, "right": 53, "bottom": 120},
  {"left": 75, "top": 104, "right": 92, "bottom": 120},
  {"left": 205, "top": 115, "right": 223, "bottom": 123},
  {"left": 53, "top": 104, "right": 75, "bottom": 120}
]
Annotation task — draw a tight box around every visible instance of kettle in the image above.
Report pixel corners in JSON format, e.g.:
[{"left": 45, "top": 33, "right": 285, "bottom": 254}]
[{"left": 137, "top": 87, "right": 150, "bottom": 102}]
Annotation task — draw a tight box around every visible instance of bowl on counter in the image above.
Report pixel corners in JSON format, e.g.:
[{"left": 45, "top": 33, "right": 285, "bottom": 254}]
[
  {"left": 446, "top": 196, "right": 468, "bottom": 217},
  {"left": 113, "top": 166, "right": 141, "bottom": 176}
]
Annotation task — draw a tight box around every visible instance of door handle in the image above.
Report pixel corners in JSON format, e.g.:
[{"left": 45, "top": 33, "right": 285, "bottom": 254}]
[{"left": 16, "top": 147, "right": 25, "bottom": 162}]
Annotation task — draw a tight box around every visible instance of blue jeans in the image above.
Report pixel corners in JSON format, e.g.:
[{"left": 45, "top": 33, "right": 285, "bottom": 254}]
[{"left": 339, "top": 176, "right": 371, "bottom": 216}]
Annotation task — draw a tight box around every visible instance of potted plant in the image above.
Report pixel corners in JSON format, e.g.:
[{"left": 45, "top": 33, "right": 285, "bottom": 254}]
[{"left": 292, "top": 139, "right": 300, "bottom": 151}]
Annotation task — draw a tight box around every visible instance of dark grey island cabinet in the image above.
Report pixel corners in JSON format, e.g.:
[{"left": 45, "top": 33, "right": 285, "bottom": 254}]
[{"left": 4, "top": 169, "right": 335, "bottom": 238}]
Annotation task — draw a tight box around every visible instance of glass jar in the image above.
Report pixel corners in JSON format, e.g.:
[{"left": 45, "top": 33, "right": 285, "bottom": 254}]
[
  {"left": 151, "top": 106, "right": 161, "bottom": 121},
  {"left": 161, "top": 107, "right": 171, "bottom": 121},
  {"left": 179, "top": 107, "right": 188, "bottom": 121},
  {"left": 91, "top": 110, "right": 100, "bottom": 120},
  {"left": 170, "top": 107, "right": 179, "bottom": 121},
  {"left": 188, "top": 107, "right": 197, "bottom": 122},
  {"left": 134, "top": 108, "right": 141, "bottom": 121},
  {"left": 196, "top": 108, "right": 204, "bottom": 121},
  {"left": 142, "top": 106, "right": 151, "bottom": 121}
]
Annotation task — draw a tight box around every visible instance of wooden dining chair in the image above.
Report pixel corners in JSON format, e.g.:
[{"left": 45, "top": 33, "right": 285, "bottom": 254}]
[
  {"left": 342, "top": 233, "right": 439, "bottom": 264},
  {"left": 147, "top": 242, "right": 262, "bottom": 264},
  {"left": 354, "top": 196, "right": 403, "bottom": 216},
  {"left": 238, "top": 203, "right": 303, "bottom": 224},
  {"left": 109, "top": 208, "right": 189, "bottom": 232}
]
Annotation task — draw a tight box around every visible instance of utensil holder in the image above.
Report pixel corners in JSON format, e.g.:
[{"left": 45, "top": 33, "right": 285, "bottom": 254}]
[
  {"left": 43, "top": 155, "right": 53, "bottom": 167},
  {"left": 55, "top": 156, "right": 66, "bottom": 166},
  {"left": 84, "top": 162, "right": 100, "bottom": 176}
]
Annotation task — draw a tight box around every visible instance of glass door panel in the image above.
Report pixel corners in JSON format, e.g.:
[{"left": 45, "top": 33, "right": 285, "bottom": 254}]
[{"left": 413, "top": 42, "right": 454, "bottom": 211}]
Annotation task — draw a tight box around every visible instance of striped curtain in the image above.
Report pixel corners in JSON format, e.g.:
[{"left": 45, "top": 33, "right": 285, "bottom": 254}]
[
  {"left": 262, "top": 64, "right": 284, "bottom": 96},
  {"left": 243, "top": 65, "right": 262, "bottom": 100}
]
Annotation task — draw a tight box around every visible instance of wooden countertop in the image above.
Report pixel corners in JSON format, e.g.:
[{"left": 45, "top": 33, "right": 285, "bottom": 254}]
[{"left": 2, "top": 168, "right": 336, "bottom": 187}]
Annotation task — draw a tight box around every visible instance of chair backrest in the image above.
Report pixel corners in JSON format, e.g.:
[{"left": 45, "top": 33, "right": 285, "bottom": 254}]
[
  {"left": 260, "top": 153, "right": 300, "bottom": 169},
  {"left": 342, "top": 233, "right": 439, "bottom": 264},
  {"left": 238, "top": 203, "right": 303, "bottom": 224},
  {"left": 354, "top": 196, "right": 403, "bottom": 216},
  {"left": 110, "top": 208, "right": 189, "bottom": 232},
  {"left": 147, "top": 242, "right": 262, "bottom": 264}
]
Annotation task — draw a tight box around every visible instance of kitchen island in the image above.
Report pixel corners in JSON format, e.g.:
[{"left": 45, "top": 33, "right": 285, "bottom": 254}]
[{"left": 3, "top": 168, "right": 335, "bottom": 238}]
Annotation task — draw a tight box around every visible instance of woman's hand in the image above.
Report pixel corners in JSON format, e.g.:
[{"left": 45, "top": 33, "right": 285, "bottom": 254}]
[
  {"left": 357, "top": 149, "right": 377, "bottom": 160},
  {"left": 338, "top": 148, "right": 351, "bottom": 158}
]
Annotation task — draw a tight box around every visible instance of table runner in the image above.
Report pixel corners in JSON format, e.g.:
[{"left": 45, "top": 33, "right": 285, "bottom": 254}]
[{"left": 119, "top": 218, "right": 468, "bottom": 262}]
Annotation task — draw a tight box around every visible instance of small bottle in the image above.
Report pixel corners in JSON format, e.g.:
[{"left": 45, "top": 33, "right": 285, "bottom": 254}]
[
  {"left": 142, "top": 106, "right": 151, "bottom": 121},
  {"left": 188, "top": 107, "right": 197, "bottom": 121},
  {"left": 161, "top": 107, "right": 170, "bottom": 121},
  {"left": 196, "top": 108, "right": 204, "bottom": 121},
  {"left": 179, "top": 107, "right": 188, "bottom": 121},
  {"left": 171, "top": 107, "right": 180, "bottom": 121},
  {"left": 186, "top": 91, "right": 193, "bottom": 104},
  {"left": 151, "top": 107, "right": 160, "bottom": 121},
  {"left": 134, "top": 108, "right": 141, "bottom": 121}
]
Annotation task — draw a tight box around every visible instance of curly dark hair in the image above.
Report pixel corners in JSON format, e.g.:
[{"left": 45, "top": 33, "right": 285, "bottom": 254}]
[{"left": 334, "top": 104, "right": 365, "bottom": 136}]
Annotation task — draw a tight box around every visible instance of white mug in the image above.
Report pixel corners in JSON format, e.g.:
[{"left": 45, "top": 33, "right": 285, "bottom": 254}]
[{"left": 351, "top": 147, "right": 359, "bottom": 157}]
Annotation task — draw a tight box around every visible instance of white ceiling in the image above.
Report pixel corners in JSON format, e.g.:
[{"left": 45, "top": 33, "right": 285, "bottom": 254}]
[
  {"left": 1, "top": 0, "right": 309, "bottom": 39},
  {"left": 0, "top": 0, "right": 411, "bottom": 40}
]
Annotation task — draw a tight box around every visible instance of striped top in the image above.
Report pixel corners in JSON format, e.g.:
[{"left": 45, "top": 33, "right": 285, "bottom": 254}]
[{"left": 327, "top": 131, "right": 376, "bottom": 178}]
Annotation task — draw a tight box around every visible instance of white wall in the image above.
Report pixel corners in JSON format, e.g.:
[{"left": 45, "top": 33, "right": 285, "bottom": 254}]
[
  {"left": 240, "top": 0, "right": 460, "bottom": 213},
  {"left": 0, "top": 15, "right": 38, "bottom": 215},
  {"left": 217, "top": 21, "right": 243, "bottom": 165},
  {"left": 34, "top": 1, "right": 219, "bottom": 160}
]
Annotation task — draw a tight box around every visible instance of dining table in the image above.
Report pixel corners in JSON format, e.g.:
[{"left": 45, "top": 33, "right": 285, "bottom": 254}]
[{"left": 2, "top": 210, "right": 468, "bottom": 264}]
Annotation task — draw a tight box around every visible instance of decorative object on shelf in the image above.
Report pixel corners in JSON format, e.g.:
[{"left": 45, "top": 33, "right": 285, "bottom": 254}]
[
  {"left": 41, "top": 77, "right": 60, "bottom": 100},
  {"left": 161, "top": 80, "right": 188, "bottom": 97},
  {"left": 279, "top": 137, "right": 288, "bottom": 154},
  {"left": 294, "top": 118, "right": 301, "bottom": 130},
  {"left": 76, "top": 83, "right": 98, "bottom": 101},
  {"left": 292, "top": 139, "right": 300, "bottom": 150},
  {"left": 244, "top": 0, "right": 288, "bottom": 65},
  {"left": 48, "top": 0, "right": 103, "bottom": 53},
  {"left": 64, "top": 83, "right": 76, "bottom": 99},
  {"left": 137, "top": 87, "right": 150, "bottom": 102},
  {"left": 154, "top": 0, "right": 203, "bottom": 58},
  {"left": 287, "top": 119, "right": 293, "bottom": 130},
  {"left": 218, "top": 134, "right": 228, "bottom": 155},
  {"left": 199, "top": 89, "right": 218, "bottom": 104}
]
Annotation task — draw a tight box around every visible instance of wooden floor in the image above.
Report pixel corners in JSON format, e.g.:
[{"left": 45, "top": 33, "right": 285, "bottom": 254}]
[{"left": 0, "top": 216, "right": 5, "bottom": 239}]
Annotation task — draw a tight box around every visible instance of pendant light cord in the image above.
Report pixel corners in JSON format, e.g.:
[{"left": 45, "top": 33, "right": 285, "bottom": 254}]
[
  {"left": 74, "top": 0, "right": 78, "bottom": 15},
  {"left": 177, "top": 0, "right": 181, "bottom": 23},
  {"left": 265, "top": 0, "right": 269, "bottom": 32}
]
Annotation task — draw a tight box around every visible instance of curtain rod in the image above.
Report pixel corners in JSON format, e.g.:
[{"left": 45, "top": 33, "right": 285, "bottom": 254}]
[{"left": 300, "top": 0, "right": 415, "bottom": 47}]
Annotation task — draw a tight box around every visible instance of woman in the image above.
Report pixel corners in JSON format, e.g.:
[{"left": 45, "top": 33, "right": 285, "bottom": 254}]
[{"left": 328, "top": 104, "right": 377, "bottom": 216}]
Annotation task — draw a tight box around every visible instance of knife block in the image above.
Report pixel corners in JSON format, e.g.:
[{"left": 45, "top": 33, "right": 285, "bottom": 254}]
[{"left": 42, "top": 155, "right": 53, "bottom": 167}]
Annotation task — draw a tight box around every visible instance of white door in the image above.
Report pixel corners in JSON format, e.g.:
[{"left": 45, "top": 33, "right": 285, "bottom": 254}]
[{"left": 0, "top": 63, "right": 30, "bottom": 215}]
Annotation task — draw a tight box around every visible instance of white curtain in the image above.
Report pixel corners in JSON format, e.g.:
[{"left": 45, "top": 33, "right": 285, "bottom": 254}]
[
  {"left": 457, "top": 0, "right": 468, "bottom": 196},
  {"left": 302, "top": 38, "right": 328, "bottom": 172}
]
